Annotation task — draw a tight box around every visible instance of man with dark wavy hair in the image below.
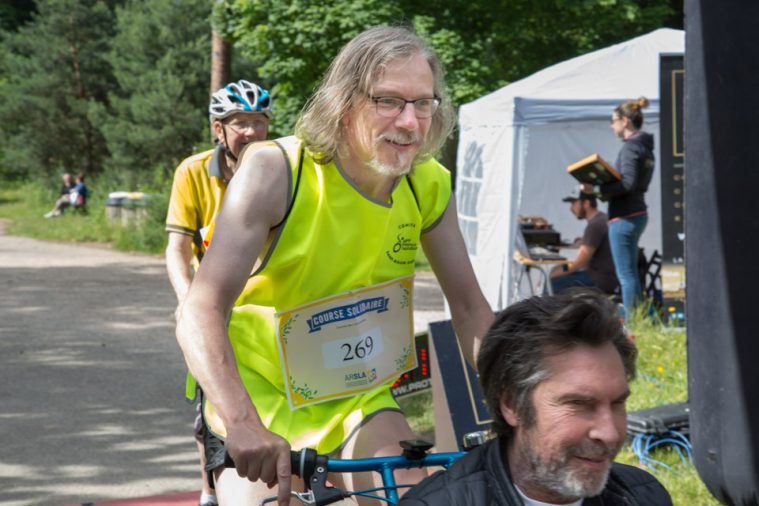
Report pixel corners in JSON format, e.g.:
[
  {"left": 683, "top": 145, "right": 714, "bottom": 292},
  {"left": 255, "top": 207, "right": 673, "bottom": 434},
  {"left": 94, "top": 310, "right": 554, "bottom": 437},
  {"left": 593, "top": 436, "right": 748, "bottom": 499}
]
[
  {"left": 400, "top": 289, "right": 672, "bottom": 506},
  {"left": 176, "top": 26, "right": 493, "bottom": 505}
]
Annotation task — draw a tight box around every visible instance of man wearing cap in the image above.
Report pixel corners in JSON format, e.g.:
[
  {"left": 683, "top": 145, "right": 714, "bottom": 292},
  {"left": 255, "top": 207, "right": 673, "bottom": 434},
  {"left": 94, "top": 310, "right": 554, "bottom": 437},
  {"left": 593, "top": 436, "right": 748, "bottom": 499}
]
[
  {"left": 550, "top": 187, "right": 619, "bottom": 295},
  {"left": 165, "top": 80, "right": 272, "bottom": 506}
]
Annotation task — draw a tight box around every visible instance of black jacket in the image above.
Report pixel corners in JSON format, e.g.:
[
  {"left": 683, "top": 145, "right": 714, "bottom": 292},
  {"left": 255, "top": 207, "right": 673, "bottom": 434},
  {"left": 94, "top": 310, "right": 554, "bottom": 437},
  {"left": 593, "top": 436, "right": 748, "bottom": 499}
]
[
  {"left": 602, "top": 131, "right": 655, "bottom": 220},
  {"left": 398, "top": 437, "right": 672, "bottom": 506}
]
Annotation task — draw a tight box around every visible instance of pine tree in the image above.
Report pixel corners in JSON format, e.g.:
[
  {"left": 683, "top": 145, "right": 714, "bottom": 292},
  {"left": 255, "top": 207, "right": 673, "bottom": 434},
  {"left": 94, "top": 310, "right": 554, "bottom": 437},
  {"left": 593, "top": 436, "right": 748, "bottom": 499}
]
[
  {"left": 93, "top": 0, "right": 212, "bottom": 188},
  {"left": 0, "top": 0, "right": 115, "bottom": 181}
]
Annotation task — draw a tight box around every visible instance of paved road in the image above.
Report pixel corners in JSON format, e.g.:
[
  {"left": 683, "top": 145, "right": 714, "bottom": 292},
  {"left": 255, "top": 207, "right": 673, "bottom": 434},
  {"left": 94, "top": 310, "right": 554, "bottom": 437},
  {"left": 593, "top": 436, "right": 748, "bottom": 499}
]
[{"left": 0, "top": 221, "right": 445, "bottom": 506}]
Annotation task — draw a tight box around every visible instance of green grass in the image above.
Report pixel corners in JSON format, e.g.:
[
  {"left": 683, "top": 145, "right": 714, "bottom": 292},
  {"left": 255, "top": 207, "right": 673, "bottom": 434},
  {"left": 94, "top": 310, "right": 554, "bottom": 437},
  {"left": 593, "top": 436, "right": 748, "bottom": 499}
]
[
  {"left": 0, "top": 185, "right": 117, "bottom": 242},
  {"left": 0, "top": 183, "right": 168, "bottom": 254},
  {"left": 617, "top": 308, "right": 718, "bottom": 504},
  {"left": 396, "top": 390, "right": 435, "bottom": 440}
]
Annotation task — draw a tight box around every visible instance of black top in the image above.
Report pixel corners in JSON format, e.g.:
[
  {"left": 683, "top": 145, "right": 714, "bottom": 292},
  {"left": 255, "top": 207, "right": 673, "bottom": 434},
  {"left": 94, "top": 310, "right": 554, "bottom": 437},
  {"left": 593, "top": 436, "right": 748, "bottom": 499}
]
[
  {"left": 601, "top": 131, "right": 655, "bottom": 220},
  {"left": 398, "top": 436, "right": 673, "bottom": 506},
  {"left": 59, "top": 182, "right": 74, "bottom": 196},
  {"left": 584, "top": 211, "right": 619, "bottom": 294}
]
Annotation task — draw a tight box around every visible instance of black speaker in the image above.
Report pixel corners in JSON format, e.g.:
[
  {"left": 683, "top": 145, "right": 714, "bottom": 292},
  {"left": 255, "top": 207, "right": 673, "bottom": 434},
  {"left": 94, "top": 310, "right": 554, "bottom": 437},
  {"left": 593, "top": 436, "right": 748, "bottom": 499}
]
[{"left": 686, "top": 1, "right": 759, "bottom": 503}]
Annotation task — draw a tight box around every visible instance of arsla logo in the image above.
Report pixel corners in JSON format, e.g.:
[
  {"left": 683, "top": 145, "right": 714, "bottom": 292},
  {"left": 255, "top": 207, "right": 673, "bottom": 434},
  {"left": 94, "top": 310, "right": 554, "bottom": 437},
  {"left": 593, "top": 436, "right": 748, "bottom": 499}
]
[
  {"left": 345, "top": 371, "right": 367, "bottom": 382},
  {"left": 344, "top": 368, "right": 378, "bottom": 387}
]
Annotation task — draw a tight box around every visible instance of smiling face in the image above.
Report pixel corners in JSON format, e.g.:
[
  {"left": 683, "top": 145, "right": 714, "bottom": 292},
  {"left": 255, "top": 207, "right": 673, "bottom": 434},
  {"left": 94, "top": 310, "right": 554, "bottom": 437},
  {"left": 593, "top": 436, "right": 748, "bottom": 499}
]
[
  {"left": 502, "top": 342, "right": 630, "bottom": 503},
  {"left": 342, "top": 53, "right": 434, "bottom": 177},
  {"left": 214, "top": 111, "right": 270, "bottom": 158}
]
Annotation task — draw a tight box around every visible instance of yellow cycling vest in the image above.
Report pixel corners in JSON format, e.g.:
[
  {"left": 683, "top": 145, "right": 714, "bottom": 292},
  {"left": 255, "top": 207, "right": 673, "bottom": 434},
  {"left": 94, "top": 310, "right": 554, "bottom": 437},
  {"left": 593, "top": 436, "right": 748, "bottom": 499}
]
[{"left": 204, "top": 136, "right": 451, "bottom": 454}]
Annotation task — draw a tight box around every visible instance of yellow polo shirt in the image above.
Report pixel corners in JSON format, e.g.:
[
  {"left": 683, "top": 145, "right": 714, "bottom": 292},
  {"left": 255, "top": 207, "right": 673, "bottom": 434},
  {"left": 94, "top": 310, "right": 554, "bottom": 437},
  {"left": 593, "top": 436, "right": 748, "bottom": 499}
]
[{"left": 165, "top": 146, "right": 228, "bottom": 264}]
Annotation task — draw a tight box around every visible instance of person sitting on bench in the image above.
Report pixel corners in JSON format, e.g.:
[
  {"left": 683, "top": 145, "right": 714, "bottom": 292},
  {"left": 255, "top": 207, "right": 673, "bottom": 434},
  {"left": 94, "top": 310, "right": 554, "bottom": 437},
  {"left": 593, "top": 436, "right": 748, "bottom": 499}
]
[{"left": 44, "top": 173, "right": 87, "bottom": 218}]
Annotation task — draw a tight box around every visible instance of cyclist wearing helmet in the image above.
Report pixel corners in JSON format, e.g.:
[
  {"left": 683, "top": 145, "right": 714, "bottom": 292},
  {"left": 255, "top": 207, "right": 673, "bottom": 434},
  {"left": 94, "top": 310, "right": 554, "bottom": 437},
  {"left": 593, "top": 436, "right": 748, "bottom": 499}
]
[
  {"left": 165, "top": 80, "right": 272, "bottom": 506},
  {"left": 166, "top": 79, "right": 272, "bottom": 312}
]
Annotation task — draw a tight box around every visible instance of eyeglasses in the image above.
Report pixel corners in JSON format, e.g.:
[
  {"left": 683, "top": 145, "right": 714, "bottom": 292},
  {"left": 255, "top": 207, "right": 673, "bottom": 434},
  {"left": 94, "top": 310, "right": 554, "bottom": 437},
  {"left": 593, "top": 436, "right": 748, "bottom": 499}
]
[
  {"left": 225, "top": 118, "right": 268, "bottom": 133},
  {"left": 369, "top": 96, "right": 441, "bottom": 119}
]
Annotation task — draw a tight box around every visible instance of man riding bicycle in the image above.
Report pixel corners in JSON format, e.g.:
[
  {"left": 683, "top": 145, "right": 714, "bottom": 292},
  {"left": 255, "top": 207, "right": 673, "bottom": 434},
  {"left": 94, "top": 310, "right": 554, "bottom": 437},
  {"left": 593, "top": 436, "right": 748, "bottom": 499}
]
[{"left": 176, "top": 27, "right": 494, "bottom": 506}]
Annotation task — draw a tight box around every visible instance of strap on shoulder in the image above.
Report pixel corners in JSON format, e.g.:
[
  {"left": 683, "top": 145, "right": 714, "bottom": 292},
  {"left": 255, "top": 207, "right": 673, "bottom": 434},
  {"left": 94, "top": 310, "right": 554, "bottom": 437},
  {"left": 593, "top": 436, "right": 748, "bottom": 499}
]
[{"left": 270, "top": 139, "right": 304, "bottom": 230}]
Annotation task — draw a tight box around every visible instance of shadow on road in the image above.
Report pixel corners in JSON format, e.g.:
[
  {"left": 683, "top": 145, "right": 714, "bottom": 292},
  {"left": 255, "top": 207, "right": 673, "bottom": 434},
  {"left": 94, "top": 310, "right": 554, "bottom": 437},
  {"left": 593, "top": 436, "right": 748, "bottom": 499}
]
[{"left": 1, "top": 262, "right": 198, "bottom": 506}]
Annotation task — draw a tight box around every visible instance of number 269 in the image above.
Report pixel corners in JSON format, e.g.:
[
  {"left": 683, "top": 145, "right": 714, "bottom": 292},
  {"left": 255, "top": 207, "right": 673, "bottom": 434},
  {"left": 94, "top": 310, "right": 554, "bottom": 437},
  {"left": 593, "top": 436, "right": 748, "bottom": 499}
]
[{"left": 342, "top": 336, "right": 374, "bottom": 361}]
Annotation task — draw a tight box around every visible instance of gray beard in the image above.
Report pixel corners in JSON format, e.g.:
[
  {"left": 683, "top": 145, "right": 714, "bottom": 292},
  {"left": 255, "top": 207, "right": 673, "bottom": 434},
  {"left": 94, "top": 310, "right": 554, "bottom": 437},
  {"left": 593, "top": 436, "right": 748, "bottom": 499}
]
[
  {"left": 368, "top": 157, "right": 412, "bottom": 177},
  {"left": 368, "top": 133, "right": 420, "bottom": 176},
  {"left": 520, "top": 440, "right": 616, "bottom": 501}
]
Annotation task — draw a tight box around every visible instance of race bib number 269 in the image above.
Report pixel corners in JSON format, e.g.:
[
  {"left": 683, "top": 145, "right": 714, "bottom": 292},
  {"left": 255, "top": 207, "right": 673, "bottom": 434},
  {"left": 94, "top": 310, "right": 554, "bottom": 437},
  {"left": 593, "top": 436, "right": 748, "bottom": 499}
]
[
  {"left": 275, "top": 276, "right": 416, "bottom": 409},
  {"left": 321, "top": 328, "right": 385, "bottom": 369}
]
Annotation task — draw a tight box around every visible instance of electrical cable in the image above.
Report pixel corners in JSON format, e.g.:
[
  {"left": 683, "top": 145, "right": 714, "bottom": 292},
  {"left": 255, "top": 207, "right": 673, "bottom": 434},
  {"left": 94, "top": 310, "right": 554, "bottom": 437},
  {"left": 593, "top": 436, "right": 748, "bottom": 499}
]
[{"left": 630, "top": 429, "right": 692, "bottom": 474}]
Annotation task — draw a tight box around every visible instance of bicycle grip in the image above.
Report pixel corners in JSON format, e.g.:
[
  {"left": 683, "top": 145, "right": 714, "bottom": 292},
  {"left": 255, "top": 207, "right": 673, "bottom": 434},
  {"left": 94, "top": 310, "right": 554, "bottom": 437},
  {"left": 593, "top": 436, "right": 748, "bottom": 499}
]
[
  {"left": 223, "top": 449, "right": 314, "bottom": 477},
  {"left": 291, "top": 448, "right": 319, "bottom": 479}
]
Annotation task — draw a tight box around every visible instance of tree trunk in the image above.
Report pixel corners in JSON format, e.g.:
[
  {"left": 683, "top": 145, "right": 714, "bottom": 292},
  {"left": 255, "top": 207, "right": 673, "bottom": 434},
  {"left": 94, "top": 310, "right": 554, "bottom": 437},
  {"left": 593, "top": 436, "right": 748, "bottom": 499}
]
[{"left": 210, "top": 29, "right": 231, "bottom": 95}]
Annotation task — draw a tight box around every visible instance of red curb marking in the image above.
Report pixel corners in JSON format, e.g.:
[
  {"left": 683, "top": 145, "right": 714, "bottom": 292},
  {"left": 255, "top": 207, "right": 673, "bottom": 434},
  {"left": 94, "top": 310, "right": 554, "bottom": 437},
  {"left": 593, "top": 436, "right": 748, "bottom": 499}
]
[{"left": 58, "top": 490, "right": 199, "bottom": 506}]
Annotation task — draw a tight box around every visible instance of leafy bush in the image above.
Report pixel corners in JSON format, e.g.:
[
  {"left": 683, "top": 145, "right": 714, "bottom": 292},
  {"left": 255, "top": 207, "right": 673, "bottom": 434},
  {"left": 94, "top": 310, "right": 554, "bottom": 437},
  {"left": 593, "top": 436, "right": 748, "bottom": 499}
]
[{"left": 111, "top": 190, "right": 169, "bottom": 254}]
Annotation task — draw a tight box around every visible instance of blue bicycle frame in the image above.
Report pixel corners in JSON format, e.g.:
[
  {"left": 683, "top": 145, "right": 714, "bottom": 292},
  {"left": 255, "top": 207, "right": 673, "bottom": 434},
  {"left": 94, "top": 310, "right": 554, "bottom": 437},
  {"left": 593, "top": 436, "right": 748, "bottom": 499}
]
[
  {"left": 256, "top": 443, "right": 469, "bottom": 506},
  {"left": 237, "top": 436, "right": 487, "bottom": 505},
  {"left": 325, "top": 451, "right": 464, "bottom": 504}
]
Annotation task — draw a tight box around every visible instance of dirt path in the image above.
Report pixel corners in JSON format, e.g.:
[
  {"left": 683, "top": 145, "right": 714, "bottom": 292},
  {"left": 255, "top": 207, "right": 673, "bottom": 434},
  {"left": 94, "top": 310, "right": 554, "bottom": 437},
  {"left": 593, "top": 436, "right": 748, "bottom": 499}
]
[{"left": 0, "top": 221, "right": 445, "bottom": 506}]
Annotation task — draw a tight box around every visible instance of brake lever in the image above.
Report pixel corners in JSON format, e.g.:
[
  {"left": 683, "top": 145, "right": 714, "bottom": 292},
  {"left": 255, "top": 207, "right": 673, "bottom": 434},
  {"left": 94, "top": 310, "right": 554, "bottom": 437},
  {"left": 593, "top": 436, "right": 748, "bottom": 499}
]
[{"left": 259, "top": 490, "right": 316, "bottom": 506}]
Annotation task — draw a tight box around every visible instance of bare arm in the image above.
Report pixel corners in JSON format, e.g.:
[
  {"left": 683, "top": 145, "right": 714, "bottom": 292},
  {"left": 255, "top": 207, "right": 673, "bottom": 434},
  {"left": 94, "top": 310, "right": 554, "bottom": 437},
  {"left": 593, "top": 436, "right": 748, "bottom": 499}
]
[
  {"left": 550, "top": 244, "right": 595, "bottom": 278},
  {"left": 175, "top": 144, "right": 293, "bottom": 501},
  {"left": 569, "top": 244, "right": 595, "bottom": 272},
  {"left": 165, "top": 232, "right": 194, "bottom": 312},
  {"left": 421, "top": 199, "right": 494, "bottom": 368}
]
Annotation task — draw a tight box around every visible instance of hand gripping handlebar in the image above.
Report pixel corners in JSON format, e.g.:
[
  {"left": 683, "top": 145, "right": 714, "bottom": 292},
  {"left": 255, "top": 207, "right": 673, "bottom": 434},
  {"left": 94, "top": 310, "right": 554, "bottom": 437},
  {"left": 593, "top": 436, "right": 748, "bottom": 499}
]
[{"left": 224, "top": 448, "right": 347, "bottom": 506}]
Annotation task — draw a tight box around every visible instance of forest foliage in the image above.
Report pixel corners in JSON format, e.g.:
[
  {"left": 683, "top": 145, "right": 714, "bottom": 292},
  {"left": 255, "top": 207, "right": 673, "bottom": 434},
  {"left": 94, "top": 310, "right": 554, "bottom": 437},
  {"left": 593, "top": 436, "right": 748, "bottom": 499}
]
[{"left": 0, "top": 0, "right": 681, "bottom": 189}]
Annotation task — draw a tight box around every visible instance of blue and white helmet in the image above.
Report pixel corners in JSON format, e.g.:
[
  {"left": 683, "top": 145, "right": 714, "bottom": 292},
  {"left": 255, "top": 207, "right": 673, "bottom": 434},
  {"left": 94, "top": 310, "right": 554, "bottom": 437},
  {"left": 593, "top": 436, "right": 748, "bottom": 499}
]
[{"left": 209, "top": 80, "right": 272, "bottom": 121}]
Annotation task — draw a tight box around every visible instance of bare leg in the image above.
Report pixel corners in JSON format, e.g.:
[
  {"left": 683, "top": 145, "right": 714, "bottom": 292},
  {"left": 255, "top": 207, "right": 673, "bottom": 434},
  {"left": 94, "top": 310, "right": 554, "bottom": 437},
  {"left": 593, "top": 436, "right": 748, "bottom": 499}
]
[
  {"left": 197, "top": 439, "right": 216, "bottom": 503},
  {"left": 52, "top": 196, "right": 70, "bottom": 216},
  {"left": 339, "top": 410, "right": 428, "bottom": 506},
  {"left": 194, "top": 407, "right": 217, "bottom": 504},
  {"left": 214, "top": 468, "right": 283, "bottom": 506}
]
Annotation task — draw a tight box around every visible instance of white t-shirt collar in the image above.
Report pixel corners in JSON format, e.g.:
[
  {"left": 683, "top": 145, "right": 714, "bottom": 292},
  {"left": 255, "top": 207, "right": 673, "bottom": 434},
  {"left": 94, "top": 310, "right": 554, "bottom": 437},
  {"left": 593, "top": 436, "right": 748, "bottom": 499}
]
[{"left": 515, "top": 484, "right": 583, "bottom": 506}]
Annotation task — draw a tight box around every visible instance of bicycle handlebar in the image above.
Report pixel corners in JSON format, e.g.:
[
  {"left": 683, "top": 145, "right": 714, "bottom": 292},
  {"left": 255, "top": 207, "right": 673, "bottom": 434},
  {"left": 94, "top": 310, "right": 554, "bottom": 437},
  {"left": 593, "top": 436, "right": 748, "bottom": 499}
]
[
  {"left": 223, "top": 448, "right": 323, "bottom": 480},
  {"left": 290, "top": 447, "right": 318, "bottom": 480},
  {"left": 224, "top": 448, "right": 345, "bottom": 506},
  {"left": 223, "top": 437, "right": 476, "bottom": 506}
]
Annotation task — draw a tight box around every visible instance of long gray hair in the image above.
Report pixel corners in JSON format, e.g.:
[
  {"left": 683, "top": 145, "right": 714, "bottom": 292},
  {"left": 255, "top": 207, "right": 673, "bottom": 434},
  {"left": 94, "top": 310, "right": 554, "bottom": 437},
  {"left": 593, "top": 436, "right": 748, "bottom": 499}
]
[{"left": 295, "top": 26, "right": 455, "bottom": 164}]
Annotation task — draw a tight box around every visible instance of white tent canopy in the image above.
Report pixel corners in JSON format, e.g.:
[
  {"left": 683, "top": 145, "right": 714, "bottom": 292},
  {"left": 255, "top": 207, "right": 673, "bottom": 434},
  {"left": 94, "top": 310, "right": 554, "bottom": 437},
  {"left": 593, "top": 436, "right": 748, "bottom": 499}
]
[{"left": 455, "top": 28, "right": 685, "bottom": 309}]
